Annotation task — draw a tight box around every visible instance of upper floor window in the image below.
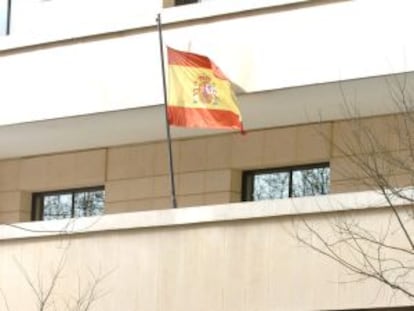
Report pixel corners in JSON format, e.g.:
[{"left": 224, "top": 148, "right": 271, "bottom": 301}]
[
  {"left": 0, "top": 0, "right": 10, "bottom": 35},
  {"left": 242, "top": 163, "right": 330, "bottom": 201},
  {"left": 32, "top": 187, "right": 105, "bottom": 221},
  {"left": 175, "top": 0, "right": 199, "bottom": 5},
  {"left": 175, "top": 0, "right": 215, "bottom": 5}
]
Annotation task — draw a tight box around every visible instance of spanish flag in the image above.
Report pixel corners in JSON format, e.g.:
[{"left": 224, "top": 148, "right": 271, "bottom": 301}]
[{"left": 167, "top": 47, "right": 243, "bottom": 131}]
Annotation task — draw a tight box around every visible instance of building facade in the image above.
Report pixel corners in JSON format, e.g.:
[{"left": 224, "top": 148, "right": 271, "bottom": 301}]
[{"left": 0, "top": 0, "right": 413, "bottom": 310}]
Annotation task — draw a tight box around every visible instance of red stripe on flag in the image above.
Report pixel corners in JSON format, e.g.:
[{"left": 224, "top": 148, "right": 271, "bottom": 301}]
[
  {"left": 167, "top": 47, "right": 228, "bottom": 80},
  {"left": 168, "top": 106, "right": 243, "bottom": 131}
]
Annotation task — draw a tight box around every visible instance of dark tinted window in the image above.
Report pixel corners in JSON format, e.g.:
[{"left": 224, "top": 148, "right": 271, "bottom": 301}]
[
  {"left": 243, "top": 164, "right": 330, "bottom": 201},
  {"left": 175, "top": 0, "right": 198, "bottom": 6},
  {"left": 32, "top": 187, "right": 105, "bottom": 221}
]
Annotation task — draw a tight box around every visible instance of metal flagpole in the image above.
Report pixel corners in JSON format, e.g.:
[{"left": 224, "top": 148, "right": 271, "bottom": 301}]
[
  {"left": 156, "top": 13, "right": 178, "bottom": 209},
  {"left": 6, "top": 0, "right": 11, "bottom": 35}
]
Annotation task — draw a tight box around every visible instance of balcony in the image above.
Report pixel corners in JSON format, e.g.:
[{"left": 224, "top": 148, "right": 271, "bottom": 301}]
[{"left": 0, "top": 190, "right": 412, "bottom": 310}]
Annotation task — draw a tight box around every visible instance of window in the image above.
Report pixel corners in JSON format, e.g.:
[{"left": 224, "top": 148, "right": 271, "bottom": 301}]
[
  {"left": 242, "top": 163, "right": 330, "bottom": 201},
  {"left": 175, "top": 0, "right": 198, "bottom": 5},
  {"left": 0, "top": 0, "right": 10, "bottom": 35},
  {"left": 32, "top": 187, "right": 105, "bottom": 221},
  {"left": 174, "top": 0, "right": 216, "bottom": 6}
]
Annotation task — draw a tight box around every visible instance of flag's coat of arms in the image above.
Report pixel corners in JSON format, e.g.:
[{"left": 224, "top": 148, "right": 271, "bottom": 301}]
[
  {"left": 167, "top": 47, "right": 243, "bottom": 131},
  {"left": 193, "top": 74, "right": 218, "bottom": 105}
]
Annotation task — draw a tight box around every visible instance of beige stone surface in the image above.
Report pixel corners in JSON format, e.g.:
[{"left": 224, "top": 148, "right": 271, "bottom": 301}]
[
  {"left": 330, "top": 179, "right": 373, "bottom": 193},
  {"left": 262, "top": 126, "right": 296, "bottom": 167},
  {"left": 0, "top": 210, "right": 31, "bottom": 223},
  {"left": 330, "top": 155, "right": 364, "bottom": 183},
  {"left": 19, "top": 149, "right": 106, "bottom": 191},
  {"left": 152, "top": 175, "right": 171, "bottom": 197},
  {"left": 0, "top": 160, "right": 19, "bottom": 191},
  {"left": 105, "top": 177, "right": 153, "bottom": 202},
  {"left": 163, "top": 0, "right": 175, "bottom": 8},
  {"left": 331, "top": 149, "right": 409, "bottom": 184},
  {"left": 231, "top": 130, "right": 264, "bottom": 168},
  {"left": 153, "top": 141, "right": 181, "bottom": 176},
  {"left": 332, "top": 115, "right": 402, "bottom": 158},
  {"left": 152, "top": 197, "right": 171, "bottom": 210},
  {"left": 0, "top": 192, "right": 25, "bottom": 213},
  {"left": 0, "top": 115, "right": 411, "bottom": 223},
  {"left": 177, "top": 172, "right": 204, "bottom": 195},
  {"left": 0, "top": 191, "right": 31, "bottom": 223},
  {"left": 296, "top": 123, "right": 331, "bottom": 163},
  {"left": 105, "top": 199, "right": 154, "bottom": 213},
  {"left": 177, "top": 194, "right": 204, "bottom": 207},
  {"left": 230, "top": 191, "right": 241, "bottom": 202},
  {"left": 178, "top": 138, "right": 208, "bottom": 173},
  {"left": 262, "top": 123, "right": 331, "bottom": 168},
  {"left": 105, "top": 197, "right": 172, "bottom": 214},
  {"left": 230, "top": 170, "right": 242, "bottom": 193},
  {"left": 205, "top": 135, "right": 232, "bottom": 169},
  {"left": 19, "top": 191, "right": 32, "bottom": 215},
  {"left": 204, "top": 170, "right": 232, "bottom": 193},
  {"left": 107, "top": 144, "right": 155, "bottom": 180},
  {"left": 204, "top": 191, "right": 234, "bottom": 205}
]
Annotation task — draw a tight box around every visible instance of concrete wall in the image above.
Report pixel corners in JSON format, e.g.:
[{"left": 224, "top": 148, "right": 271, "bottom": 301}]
[
  {"left": 0, "top": 194, "right": 412, "bottom": 310},
  {"left": 10, "top": 0, "right": 164, "bottom": 36}
]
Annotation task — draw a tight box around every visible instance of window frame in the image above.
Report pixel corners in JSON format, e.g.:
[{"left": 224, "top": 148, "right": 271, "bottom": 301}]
[
  {"left": 32, "top": 186, "right": 105, "bottom": 221},
  {"left": 242, "top": 162, "right": 330, "bottom": 201}
]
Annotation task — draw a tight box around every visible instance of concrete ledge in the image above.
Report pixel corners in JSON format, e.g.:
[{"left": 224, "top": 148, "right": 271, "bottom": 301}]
[{"left": 0, "top": 189, "right": 410, "bottom": 241}]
